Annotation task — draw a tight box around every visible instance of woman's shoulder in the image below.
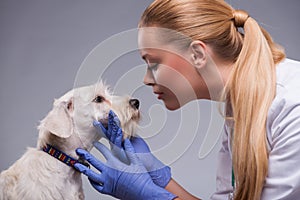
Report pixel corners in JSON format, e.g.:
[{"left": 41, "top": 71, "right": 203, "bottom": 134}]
[
  {"left": 274, "top": 58, "right": 300, "bottom": 105},
  {"left": 276, "top": 58, "right": 300, "bottom": 89},
  {"left": 266, "top": 58, "right": 300, "bottom": 147}
]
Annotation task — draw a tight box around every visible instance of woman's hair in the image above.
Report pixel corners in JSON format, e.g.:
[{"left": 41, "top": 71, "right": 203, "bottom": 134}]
[{"left": 139, "top": 0, "right": 285, "bottom": 199}]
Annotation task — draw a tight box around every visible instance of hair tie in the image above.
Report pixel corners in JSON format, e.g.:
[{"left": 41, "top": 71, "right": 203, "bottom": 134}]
[{"left": 233, "top": 10, "right": 249, "bottom": 27}]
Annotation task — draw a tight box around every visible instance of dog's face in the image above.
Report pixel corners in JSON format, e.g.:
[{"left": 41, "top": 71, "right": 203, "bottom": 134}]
[
  {"left": 37, "top": 82, "right": 140, "bottom": 153},
  {"left": 111, "top": 96, "right": 140, "bottom": 138}
]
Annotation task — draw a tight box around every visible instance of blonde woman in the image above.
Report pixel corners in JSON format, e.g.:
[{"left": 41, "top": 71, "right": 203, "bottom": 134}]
[{"left": 74, "top": 0, "right": 300, "bottom": 199}]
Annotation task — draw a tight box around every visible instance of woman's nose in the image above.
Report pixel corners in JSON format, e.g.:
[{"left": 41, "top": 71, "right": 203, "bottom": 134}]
[{"left": 143, "top": 69, "right": 155, "bottom": 86}]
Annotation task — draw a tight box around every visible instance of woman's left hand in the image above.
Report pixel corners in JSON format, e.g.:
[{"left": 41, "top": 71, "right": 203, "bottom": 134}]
[
  {"left": 94, "top": 110, "right": 123, "bottom": 146},
  {"left": 93, "top": 110, "right": 172, "bottom": 188},
  {"left": 93, "top": 110, "right": 129, "bottom": 164},
  {"left": 74, "top": 139, "right": 177, "bottom": 200}
]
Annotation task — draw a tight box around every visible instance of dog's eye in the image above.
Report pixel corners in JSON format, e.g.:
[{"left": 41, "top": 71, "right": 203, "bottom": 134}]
[{"left": 93, "top": 96, "right": 105, "bottom": 103}]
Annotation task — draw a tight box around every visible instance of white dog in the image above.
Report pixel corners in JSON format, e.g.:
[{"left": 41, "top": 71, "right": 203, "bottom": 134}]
[{"left": 0, "top": 82, "right": 140, "bottom": 200}]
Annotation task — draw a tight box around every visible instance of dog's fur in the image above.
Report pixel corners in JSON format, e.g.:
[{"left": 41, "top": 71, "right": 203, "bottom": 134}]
[{"left": 0, "top": 82, "right": 140, "bottom": 200}]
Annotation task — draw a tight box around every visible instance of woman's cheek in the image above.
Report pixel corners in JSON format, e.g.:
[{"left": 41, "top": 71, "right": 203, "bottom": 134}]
[{"left": 155, "top": 66, "right": 197, "bottom": 105}]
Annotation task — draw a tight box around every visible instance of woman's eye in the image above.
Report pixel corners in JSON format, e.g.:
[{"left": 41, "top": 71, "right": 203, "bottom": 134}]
[
  {"left": 149, "top": 63, "right": 159, "bottom": 71},
  {"left": 93, "top": 96, "right": 105, "bottom": 103}
]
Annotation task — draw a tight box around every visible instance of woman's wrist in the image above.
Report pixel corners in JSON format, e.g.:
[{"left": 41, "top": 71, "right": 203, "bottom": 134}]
[
  {"left": 165, "top": 178, "right": 201, "bottom": 200},
  {"left": 151, "top": 183, "right": 178, "bottom": 200}
]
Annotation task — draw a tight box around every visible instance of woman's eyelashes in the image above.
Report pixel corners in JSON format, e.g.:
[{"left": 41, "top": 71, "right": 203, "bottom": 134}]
[
  {"left": 148, "top": 63, "right": 159, "bottom": 71},
  {"left": 148, "top": 62, "right": 159, "bottom": 71}
]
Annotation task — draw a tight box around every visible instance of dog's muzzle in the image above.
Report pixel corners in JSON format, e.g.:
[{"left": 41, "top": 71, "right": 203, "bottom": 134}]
[{"left": 129, "top": 99, "right": 139, "bottom": 110}]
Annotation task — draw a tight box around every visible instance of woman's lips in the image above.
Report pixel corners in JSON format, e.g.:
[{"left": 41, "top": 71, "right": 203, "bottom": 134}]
[{"left": 154, "top": 91, "right": 164, "bottom": 99}]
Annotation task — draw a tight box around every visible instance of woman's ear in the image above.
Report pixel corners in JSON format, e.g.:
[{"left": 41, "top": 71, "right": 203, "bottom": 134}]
[{"left": 189, "top": 40, "right": 207, "bottom": 70}]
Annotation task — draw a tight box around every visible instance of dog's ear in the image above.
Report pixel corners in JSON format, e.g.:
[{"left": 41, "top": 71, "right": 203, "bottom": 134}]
[{"left": 42, "top": 98, "right": 74, "bottom": 138}]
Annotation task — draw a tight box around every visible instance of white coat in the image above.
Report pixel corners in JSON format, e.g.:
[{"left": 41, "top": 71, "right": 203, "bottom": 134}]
[{"left": 211, "top": 59, "right": 300, "bottom": 200}]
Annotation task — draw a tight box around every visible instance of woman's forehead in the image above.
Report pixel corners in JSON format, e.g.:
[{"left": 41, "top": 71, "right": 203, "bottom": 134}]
[
  {"left": 138, "top": 27, "right": 164, "bottom": 50},
  {"left": 138, "top": 27, "right": 191, "bottom": 55}
]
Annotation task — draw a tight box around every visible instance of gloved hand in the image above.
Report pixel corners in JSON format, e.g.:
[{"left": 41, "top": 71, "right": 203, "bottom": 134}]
[
  {"left": 93, "top": 110, "right": 128, "bottom": 164},
  {"left": 130, "top": 136, "right": 172, "bottom": 188},
  {"left": 74, "top": 139, "right": 177, "bottom": 200},
  {"left": 94, "top": 110, "right": 123, "bottom": 146},
  {"left": 93, "top": 110, "right": 172, "bottom": 188}
]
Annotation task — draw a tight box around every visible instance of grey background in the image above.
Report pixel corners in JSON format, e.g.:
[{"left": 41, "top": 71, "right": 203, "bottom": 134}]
[{"left": 0, "top": 0, "right": 299, "bottom": 199}]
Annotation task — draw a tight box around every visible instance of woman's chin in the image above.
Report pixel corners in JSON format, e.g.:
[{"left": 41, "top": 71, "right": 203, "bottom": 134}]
[{"left": 163, "top": 100, "right": 183, "bottom": 111}]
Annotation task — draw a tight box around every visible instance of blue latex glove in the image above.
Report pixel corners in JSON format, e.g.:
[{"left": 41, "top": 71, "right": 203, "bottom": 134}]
[
  {"left": 94, "top": 110, "right": 123, "bottom": 146},
  {"left": 74, "top": 139, "right": 177, "bottom": 200},
  {"left": 93, "top": 110, "right": 128, "bottom": 164},
  {"left": 93, "top": 110, "right": 172, "bottom": 188},
  {"left": 130, "top": 137, "right": 172, "bottom": 188}
]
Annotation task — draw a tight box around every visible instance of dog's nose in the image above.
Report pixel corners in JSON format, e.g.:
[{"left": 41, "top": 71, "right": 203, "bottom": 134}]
[{"left": 129, "top": 99, "right": 139, "bottom": 109}]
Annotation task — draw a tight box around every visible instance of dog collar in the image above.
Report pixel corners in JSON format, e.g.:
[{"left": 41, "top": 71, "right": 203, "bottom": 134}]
[{"left": 42, "top": 144, "right": 89, "bottom": 170}]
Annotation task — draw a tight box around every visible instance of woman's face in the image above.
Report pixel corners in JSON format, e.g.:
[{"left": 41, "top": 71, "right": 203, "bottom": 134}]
[{"left": 138, "top": 28, "right": 210, "bottom": 110}]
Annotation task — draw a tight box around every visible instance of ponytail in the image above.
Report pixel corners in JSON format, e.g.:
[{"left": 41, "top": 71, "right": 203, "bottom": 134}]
[{"left": 227, "top": 11, "right": 285, "bottom": 199}]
